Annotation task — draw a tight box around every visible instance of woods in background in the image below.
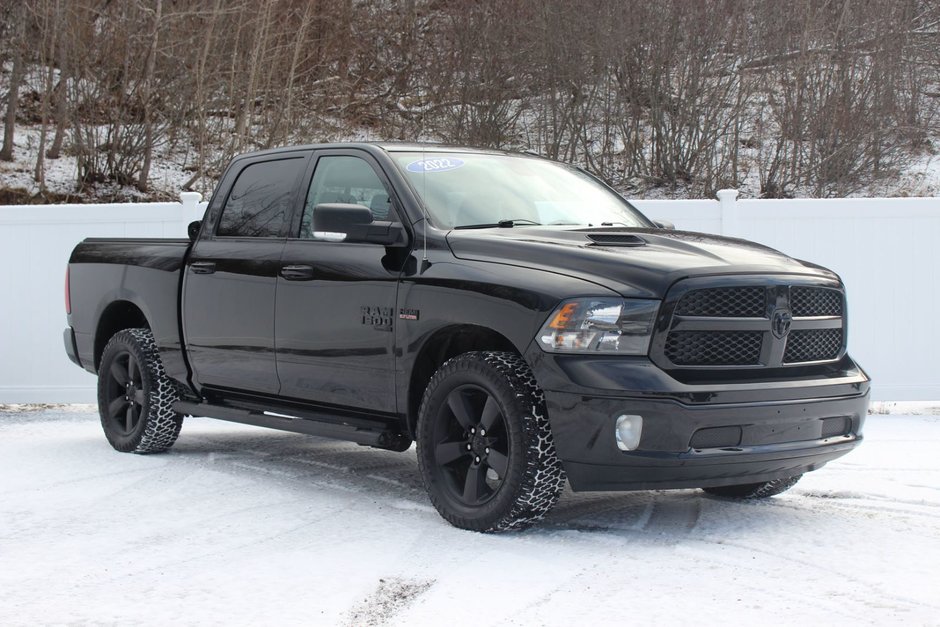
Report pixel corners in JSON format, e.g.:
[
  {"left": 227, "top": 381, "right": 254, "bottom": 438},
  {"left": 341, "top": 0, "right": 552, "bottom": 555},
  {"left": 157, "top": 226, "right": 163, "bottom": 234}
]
[{"left": 0, "top": 0, "right": 937, "bottom": 199}]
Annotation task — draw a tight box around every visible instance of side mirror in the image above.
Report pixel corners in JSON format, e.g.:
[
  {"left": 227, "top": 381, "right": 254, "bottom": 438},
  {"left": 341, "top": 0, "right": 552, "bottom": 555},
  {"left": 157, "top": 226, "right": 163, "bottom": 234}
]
[
  {"left": 188, "top": 220, "right": 202, "bottom": 242},
  {"left": 312, "top": 203, "right": 407, "bottom": 247},
  {"left": 652, "top": 219, "right": 675, "bottom": 230}
]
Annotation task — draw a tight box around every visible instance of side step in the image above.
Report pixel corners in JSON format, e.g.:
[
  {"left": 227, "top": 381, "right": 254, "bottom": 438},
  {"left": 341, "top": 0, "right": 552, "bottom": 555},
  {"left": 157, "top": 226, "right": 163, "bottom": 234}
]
[{"left": 173, "top": 400, "right": 411, "bottom": 451}]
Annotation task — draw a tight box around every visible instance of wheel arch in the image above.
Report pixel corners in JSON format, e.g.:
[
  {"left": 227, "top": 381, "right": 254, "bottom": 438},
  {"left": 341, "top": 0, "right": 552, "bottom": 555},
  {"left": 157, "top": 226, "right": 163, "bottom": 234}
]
[
  {"left": 406, "top": 324, "right": 520, "bottom": 438},
  {"left": 94, "top": 300, "right": 149, "bottom": 371}
]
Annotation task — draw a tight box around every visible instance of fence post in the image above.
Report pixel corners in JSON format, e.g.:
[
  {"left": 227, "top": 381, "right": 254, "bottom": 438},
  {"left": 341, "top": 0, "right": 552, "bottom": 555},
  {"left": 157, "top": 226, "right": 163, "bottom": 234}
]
[
  {"left": 716, "top": 188, "right": 739, "bottom": 237},
  {"left": 179, "top": 191, "right": 203, "bottom": 234}
]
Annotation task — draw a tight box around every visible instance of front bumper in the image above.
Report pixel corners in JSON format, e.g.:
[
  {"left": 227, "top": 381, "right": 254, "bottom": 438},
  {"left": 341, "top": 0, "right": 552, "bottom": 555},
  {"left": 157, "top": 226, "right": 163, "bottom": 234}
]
[
  {"left": 545, "top": 389, "right": 866, "bottom": 491},
  {"left": 529, "top": 350, "right": 870, "bottom": 492}
]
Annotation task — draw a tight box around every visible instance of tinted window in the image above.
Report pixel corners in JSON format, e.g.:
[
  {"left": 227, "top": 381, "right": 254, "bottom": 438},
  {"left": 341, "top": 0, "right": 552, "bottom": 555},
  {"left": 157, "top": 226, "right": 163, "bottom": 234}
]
[
  {"left": 217, "top": 158, "right": 304, "bottom": 237},
  {"left": 299, "top": 156, "right": 393, "bottom": 239}
]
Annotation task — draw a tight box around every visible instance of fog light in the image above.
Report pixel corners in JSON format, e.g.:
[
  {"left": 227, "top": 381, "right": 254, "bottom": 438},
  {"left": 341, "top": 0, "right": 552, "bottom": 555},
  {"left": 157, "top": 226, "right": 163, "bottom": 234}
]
[{"left": 615, "top": 414, "right": 643, "bottom": 451}]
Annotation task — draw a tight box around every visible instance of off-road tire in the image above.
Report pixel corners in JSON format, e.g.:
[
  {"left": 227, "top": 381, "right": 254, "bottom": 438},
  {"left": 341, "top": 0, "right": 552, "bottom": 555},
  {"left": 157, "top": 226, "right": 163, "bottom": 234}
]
[
  {"left": 416, "top": 351, "right": 566, "bottom": 532},
  {"left": 702, "top": 475, "right": 802, "bottom": 499},
  {"left": 97, "top": 328, "right": 183, "bottom": 454}
]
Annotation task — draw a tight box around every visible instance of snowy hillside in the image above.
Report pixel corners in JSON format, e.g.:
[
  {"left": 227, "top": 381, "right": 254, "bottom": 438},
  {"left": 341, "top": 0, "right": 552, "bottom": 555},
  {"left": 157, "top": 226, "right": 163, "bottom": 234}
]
[
  {"left": 2, "top": 2, "right": 939, "bottom": 203},
  {"left": 1, "top": 117, "right": 939, "bottom": 204}
]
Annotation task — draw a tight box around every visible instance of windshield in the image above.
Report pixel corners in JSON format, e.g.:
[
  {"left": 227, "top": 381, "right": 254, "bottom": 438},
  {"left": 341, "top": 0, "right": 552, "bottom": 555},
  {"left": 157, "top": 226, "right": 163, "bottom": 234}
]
[{"left": 391, "top": 152, "right": 652, "bottom": 230}]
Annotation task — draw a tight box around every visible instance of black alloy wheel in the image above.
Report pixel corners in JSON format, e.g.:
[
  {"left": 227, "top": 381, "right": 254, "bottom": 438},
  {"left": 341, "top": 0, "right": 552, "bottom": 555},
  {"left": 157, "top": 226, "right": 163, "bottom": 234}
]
[
  {"left": 432, "top": 384, "right": 512, "bottom": 506},
  {"left": 103, "top": 350, "right": 147, "bottom": 436},
  {"left": 416, "top": 351, "right": 567, "bottom": 532}
]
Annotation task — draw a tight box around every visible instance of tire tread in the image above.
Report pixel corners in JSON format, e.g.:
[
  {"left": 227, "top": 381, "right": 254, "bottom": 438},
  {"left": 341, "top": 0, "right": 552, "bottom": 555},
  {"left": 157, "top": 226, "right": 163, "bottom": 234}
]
[
  {"left": 97, "top": 328, "right": 183, "bottom": 454},
  {"left": 417, "top": 351, "right": 566, "bottom": 532}
]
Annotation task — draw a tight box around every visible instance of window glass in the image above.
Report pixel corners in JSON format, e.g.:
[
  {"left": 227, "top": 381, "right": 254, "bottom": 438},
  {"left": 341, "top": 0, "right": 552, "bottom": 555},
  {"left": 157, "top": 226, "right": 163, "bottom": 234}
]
[
  {"left": 217, "top": 158, "right": 304, "bottom": 237},
  {"left": 391, "top": 152, "right": 651, "bottom": 230},
  {"left": 300, "top": 156, "right": 393, "bottom": 239}
]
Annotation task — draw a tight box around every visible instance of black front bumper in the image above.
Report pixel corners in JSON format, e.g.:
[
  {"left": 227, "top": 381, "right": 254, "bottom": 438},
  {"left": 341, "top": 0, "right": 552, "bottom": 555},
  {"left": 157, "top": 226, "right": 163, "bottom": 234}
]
[
  {"left": 545, "top": 390, "right": 866, "bottom": 491},
  {"left": 530, "top": 350, "right": 870, "bottom": 492}
]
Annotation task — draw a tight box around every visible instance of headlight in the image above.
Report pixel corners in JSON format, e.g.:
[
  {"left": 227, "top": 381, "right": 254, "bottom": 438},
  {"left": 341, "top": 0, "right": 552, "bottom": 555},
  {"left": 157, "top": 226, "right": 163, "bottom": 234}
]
[{"left": 536, "top": 298, "right": 659, "bottom": 354}]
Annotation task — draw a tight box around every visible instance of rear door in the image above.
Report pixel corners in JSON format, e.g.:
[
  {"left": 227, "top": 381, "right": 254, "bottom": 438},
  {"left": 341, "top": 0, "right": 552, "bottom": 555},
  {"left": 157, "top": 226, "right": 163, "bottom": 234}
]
[
  {"left": 275, "top": 149, "right": 404, "bottom": 411},
  {"left": 183, "top": 152, "right": 308, "bottom": 394}
]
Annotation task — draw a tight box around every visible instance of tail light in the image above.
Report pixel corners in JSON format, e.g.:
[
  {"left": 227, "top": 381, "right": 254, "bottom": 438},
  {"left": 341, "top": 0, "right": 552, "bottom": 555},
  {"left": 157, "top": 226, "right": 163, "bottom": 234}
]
[{"left": 65, "top": 267, "right": 71, "bottom": 314}]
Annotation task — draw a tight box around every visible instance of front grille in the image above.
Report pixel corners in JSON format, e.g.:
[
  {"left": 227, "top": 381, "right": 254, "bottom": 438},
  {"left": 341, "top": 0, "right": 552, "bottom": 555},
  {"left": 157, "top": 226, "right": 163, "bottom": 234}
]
[
  {"left": 664, "top": 331, "right": 762, "bottom": 365},
  {"left": 791, "top": 287, "right": 843, "bottom": 317},
  {"left": 783, "top": 328, "right": 843, "bottom": 363},
  {"left": 675, "top": 287, "right": 765, "bottom": 317},
  {"left": 655, "top": 279, "right": 846, "bottom": 369}
]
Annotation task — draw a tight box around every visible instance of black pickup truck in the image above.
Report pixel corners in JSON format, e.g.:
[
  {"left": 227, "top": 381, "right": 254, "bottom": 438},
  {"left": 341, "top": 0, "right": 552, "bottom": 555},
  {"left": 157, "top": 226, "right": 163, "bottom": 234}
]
[{"left": 64, "top": 143, "right": 869, "bottom": 531}]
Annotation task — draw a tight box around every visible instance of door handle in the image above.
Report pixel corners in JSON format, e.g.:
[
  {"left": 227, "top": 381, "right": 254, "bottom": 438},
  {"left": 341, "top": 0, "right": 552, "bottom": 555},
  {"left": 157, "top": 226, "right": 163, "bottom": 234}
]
[
  {"left": 280, "top": 264, "right": 315, "bottom": 281},
  {"left": 190, "top": 261, "right": 216, "bottom": 274}
]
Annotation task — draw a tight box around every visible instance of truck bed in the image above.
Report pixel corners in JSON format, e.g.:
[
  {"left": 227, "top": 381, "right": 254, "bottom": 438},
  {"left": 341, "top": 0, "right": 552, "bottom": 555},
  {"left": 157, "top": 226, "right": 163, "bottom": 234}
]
[{"left": 67, "top": 238, "right": 191, "bottom": 381}]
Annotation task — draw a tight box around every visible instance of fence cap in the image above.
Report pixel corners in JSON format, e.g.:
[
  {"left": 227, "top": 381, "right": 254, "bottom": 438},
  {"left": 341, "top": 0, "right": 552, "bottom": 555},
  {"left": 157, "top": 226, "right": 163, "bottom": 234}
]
[
  {"left": 716, "top": 189, "right": 739, "bottom": 202},
  {"left": 179, "top": 191, "right": 203, "bottom": 205}
]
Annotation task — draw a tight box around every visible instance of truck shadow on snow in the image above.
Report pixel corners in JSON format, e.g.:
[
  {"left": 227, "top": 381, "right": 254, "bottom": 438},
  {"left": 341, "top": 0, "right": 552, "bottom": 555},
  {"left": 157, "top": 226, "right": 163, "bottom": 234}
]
[{"left": 169, "top": 423, "right": 799, "bottom": 538}]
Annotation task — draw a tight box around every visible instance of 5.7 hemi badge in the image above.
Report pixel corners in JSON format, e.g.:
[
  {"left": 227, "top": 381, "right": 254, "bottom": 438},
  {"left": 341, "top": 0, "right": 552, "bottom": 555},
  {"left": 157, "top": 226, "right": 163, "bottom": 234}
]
[{"left": 399, "top": 308, "right": 419, "bottom": 321}]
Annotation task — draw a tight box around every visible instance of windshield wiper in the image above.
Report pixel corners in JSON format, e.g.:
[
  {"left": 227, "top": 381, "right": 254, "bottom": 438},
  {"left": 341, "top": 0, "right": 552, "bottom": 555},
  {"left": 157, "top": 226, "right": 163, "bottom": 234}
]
[{"left": 454, "top": 218, "right": 542, "bottom": 230}]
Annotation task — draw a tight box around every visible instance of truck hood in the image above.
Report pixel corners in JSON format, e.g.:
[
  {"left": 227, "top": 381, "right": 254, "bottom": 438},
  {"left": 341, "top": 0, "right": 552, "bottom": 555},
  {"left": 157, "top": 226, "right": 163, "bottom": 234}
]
[{"left": 445, "top": 227, "right": 838, "bottom": 299}]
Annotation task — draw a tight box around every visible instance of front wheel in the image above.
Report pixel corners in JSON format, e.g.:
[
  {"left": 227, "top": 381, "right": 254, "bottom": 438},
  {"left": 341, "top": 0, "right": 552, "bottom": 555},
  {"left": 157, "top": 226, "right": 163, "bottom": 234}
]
[
  {"left": 416, "top": 351, "right": 566, "bottom": 532},
  {"left": 97, "top": 328, "right": 183, "bottom": 454},
  {"left": 702, "top": 475, "right": 802, "bottom": 499}
]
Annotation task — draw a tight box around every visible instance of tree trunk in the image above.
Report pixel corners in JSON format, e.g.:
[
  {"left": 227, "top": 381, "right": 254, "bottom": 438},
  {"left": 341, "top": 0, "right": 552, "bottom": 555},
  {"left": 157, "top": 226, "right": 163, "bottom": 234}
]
[
  {"left": 35, "top": 0, "right": 61, "bottom": 189},
  {"left": 186, "top": 0, "right": 224, "bottom": 192},
  {"left": 48, "top": 1, "right": 71, "bottom": 161},
  {"left": 47, "top": 78, "right": 67, "bottom": 159},
  {"left": 0, "top": 3, "right": 26, "bottom": 162},
  {"left": 138, "top": 0, "right": 163, "bottom": 192}
]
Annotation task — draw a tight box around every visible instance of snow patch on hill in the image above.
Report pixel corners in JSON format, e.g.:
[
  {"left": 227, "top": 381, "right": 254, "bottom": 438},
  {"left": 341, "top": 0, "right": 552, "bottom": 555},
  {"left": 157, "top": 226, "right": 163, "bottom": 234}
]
[{"left": 2, "top": 117, "right": 938, "bottom": 204}]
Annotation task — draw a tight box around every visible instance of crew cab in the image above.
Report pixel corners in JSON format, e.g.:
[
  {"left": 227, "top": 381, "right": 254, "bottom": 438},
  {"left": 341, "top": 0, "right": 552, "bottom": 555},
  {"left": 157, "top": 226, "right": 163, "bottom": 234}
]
[{"left": 64, "top": 143, "right": 870, "bottom": 531}]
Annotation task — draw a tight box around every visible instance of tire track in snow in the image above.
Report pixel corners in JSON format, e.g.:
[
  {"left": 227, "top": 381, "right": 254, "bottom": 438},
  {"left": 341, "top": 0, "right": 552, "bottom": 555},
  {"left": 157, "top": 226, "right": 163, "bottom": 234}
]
[
  {"left": 544, "top": 489, "right": 702, "bottom": 538},
  {"left": 180, "top": 429, "right": 712, "bottom": 537},
  {"left": 642, "top": 492, "right": 702, "bottom": 534},
  {"left": 799, "top": 489, "right": 940, "bottom": 509},
  {"left": 173, "top": 430, "right": 429, "bottom": 505},
  {"left": 678, "top": 533, "right": 940, "bottom": 617}
]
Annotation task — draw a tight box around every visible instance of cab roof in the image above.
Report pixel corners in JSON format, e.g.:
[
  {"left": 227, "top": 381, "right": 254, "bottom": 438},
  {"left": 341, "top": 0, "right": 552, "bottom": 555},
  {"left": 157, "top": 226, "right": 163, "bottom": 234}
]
[{"left": 229, "top": 142, "right": 524, "bottom": 162}]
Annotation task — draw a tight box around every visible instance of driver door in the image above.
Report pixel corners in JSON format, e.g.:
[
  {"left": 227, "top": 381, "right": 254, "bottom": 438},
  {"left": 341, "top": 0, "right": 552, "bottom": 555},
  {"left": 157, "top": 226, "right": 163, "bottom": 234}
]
[{"left": 274, "top": 150, "right": 403, "bottom": 412}]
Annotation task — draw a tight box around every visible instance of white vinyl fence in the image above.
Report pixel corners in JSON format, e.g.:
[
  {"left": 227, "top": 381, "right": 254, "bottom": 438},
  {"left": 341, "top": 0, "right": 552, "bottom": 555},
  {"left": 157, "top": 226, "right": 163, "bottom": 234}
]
[
  {"left": 0, "top": 192, "right": 206, "bottom": 403},
  {"left": 0, "top": 190, "right": 937, "bottom": 403}
]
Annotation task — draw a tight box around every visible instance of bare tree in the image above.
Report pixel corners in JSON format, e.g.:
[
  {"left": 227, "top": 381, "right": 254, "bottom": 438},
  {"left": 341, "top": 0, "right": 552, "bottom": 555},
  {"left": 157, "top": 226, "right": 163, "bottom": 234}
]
[
  {"left": 0, "top": 1, "right": 27, "bottom": 161},
  {"left": 33, "top": 0, "right": 60, "bottom": 189},
  {"left": 2, "top": 0, "right": 938, "bottom": 201},
  {"left": 137, "top": 0, "right": 163, "bottom": 192}
]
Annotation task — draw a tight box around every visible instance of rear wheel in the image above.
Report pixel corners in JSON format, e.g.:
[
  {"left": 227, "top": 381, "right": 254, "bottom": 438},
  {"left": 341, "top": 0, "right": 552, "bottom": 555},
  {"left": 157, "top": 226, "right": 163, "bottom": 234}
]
[
  {"left": 702, "top": 475, "right": 802, "bottom": 499},
  {"left": 97, "top": 328, "right": 183, "bottom": 454},
  {"left": 416, "top": 351, "right": 566, "bottom": 532}
]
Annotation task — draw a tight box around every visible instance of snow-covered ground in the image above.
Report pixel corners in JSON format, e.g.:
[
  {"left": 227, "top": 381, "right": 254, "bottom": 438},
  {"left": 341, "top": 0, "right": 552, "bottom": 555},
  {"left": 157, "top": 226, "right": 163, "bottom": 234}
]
[{"left": 1, "top": 407, "right": 938, "bottom": 626}]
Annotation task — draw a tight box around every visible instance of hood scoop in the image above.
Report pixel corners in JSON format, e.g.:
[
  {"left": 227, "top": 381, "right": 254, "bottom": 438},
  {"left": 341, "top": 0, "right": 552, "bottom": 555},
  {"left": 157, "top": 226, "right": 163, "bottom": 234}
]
[{"left": 585, "top": 233, "right": 646, "bottom": 247}]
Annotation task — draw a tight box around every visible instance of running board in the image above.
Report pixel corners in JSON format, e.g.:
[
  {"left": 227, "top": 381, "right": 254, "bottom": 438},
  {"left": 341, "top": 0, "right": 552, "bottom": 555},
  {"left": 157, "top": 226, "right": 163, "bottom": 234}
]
[{"left": 173, "top": 400, "right": 410, "bottom": 451}]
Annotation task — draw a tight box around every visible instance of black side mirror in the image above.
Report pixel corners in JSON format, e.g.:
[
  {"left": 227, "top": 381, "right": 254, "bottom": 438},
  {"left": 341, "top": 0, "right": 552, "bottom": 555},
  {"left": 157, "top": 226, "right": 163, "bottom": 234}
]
[
  {"left": 312, "top": 203, "right": 407, "bottom": 247},
  {"left": 188, "top": 220, "right": 202, "bottom": 242},
  {"left": 652, "top": 219, "right": 675, "bottom": 230}
]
